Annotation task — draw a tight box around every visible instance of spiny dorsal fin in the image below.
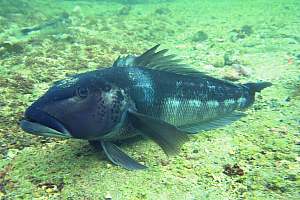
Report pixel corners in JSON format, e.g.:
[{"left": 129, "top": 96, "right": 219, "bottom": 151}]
[{"left": 112, "top": 44, "right": 206, "bottom": 77}]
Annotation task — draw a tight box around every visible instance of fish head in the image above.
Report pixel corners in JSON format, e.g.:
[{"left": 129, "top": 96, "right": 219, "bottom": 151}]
[{"left": 20, "top": 73, "right": 129, "bottom": 140}]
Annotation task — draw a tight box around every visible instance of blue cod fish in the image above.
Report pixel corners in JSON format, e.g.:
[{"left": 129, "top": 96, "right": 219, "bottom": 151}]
[{"left": 20, "top": 45, "right": 271, "bottom": 170}]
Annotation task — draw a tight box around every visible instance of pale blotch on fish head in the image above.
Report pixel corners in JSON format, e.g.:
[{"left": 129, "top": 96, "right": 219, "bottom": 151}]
[{"left": 56, "top": 76, "right": 79, "bottom": 89}]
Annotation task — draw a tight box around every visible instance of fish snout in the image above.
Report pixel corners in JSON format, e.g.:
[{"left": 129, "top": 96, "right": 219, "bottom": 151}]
[{"left": 20, "top": 104, "right": 71, "bottom": 138}]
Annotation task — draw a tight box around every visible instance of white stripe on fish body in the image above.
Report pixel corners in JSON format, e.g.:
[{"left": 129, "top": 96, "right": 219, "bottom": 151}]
[
  {"left": 128, "top": 68, "right": 155, "bottom": 104},
  {"left": 224, "top": 98, "right": 236, "bottom": 106},
  {"left": 223, "top": 98, "right": 237, "bottom": 112},
  {"left": 237, "top": 97, "right": 247, "bottom": 108},
  {"left": 207, "top": 100, "right": 219, "bottom": 107},
  {"left": 160, "top": 98, "right": 219, "bottom": 126},
  {"left": 160, "top": 97, "right": 245, "bottom": 127}
]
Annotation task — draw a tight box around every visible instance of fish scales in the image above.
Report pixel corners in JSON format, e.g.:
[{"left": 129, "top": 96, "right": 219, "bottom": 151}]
[{"left": 102, "top": 67, "right": 250, "bottom": 127}]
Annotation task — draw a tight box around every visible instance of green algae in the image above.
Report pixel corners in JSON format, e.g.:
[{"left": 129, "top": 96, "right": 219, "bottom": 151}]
[{"left": 0, "top": 0, "right": 300, "bottom": 199}]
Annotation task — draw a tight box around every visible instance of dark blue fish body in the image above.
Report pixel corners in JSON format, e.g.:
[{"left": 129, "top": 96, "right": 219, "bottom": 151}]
[
  {"left": 20, "top": 45, "right": 271, "bottom": 170},
  {"left": 109, "top": 67, "right": 251, "bottom": 125}
]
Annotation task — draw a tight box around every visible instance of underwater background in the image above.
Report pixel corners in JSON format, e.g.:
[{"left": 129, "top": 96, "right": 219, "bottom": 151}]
[{"left": 0, "top": 0, "right": 299, "bottom": 199}]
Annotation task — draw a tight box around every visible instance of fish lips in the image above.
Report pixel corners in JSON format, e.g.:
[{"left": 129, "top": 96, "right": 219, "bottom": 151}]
[{"left": 20, "top": 106, "right": 71, "bottom": 138}]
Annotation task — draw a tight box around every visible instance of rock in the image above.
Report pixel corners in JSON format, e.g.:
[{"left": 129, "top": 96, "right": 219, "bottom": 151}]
[
  {"left": 46, "top": 188, "right": 54, "bottom": 193},
  {"left": 211, "top": 56, "right": 225, "bottom": 68},
  {"left": 192, "top": 149, "right": 199, "bottom": 153},
  {"left": 241, "top": 25, "right": 253, "bottom": 36},
  {"left": 224, "top": 50, "right": 239, "bottom": 66},
  {"left": 192, "top": 31, "right": 208, "bottom": 42},
  {"left": 6, "top": 149, "right": 19, "bottom": 159},
  {"left": 229, "top": 150, "right": 235, "bottom": 155},
  {"left": 118, "top": 6, "right": 132, "bottom": 16},
  {"left": 72, "top": 6, "right": 81, "bottom": 14},
  {"left": 223, "top": 164, "right": 244, "bottom": 176},
  {"left": 155, "top": 7, "right": 171, "bottom": 15},
  {"left": 229, "top": 25, "right": 253, "bottom": 42},
  {"left": 160, "top": 159, "right": 170, "bottom": 166},
  {"left": 232, "top": 64, "right": 252, "bottom": 77},
  {"left": 0, "top": 41, "right": 24, "bottom": 55},
  {"left": 0, "top": 192, "right": 4, "bottom": 199},
  {"left": 106, "top": 163, "right": 112, "bottom": 168},
  {"left": 221, "top": 64, "right": 251, "bottom": 81},
  {"left": 104, "top": 193, "right": 112, "bottom": 200},
  {"left": 222, "top": 68, "right": 241, "bottom": 81}
]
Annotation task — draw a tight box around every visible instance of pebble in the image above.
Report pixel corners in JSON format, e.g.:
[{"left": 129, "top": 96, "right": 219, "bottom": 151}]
[
  {"left": 6, "top": 149, "right": 19, "bottom": 159},
  {"left": 224, "top": 51, "right": 239, "bottom": 66},
  {"left": 46, "top": 188, "right": 54, "bottom": 193},
  {"left": 72, "top": 6, "right": 81, "bottom": 14},
  {"left": 106, "top": 163, "right": 112, "bottom": 168},
  {"left": 212, "top": 56, "right": 225, "bottom": 68},
  {"left": 155, "top": 7, "right": 171, "bottom": 15},
  {"left": 160, "top": 159, "right": 170, "bottom": 166},
  {"left": 222, "top": 68, "right": 241, "bottom": 81},
  {"left": 229, "top": 150, "right": 235, "bottom": 155},
  {"left": 232, "top": 64, "right": 252, "bottom": 77},
  {"left": 104, "top": 193, "right": 112, "bottom": 200},
  {"left": 118, "top": 6, "right": 132, "bottom": 16},
  {"left": 184, "top": 164, "right": 192, "bottom": 169}
]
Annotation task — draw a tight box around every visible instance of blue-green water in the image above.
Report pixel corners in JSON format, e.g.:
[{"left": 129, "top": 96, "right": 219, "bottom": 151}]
[{"left": 0, "top": 0, "right": 299, "bottom": 199}]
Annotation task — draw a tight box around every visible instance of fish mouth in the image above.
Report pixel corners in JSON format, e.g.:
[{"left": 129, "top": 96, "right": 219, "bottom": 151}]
[{"left": 20, "top": 106, "right": 71, "bottom": 138}]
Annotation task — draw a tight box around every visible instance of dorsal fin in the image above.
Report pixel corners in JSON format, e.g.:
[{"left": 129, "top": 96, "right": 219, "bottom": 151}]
[{"left": 112, "top": 44, "right": 206, "bottom": 77}]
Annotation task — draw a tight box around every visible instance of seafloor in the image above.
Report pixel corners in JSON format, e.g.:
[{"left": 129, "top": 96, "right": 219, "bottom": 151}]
[{"left": 0, "top": 0, "right": 299, "bottom": 199}]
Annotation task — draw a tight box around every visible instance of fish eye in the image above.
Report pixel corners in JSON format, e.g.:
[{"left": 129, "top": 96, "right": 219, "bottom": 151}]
[{"left": 76, "top": 87, "right": 89, "bottom": 98}]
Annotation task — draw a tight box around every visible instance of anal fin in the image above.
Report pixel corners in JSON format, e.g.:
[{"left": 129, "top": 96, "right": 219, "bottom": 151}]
[
  {"left": 180, "top": 112, "right": 246, "bottom": 134},
  {"left": 101, "top": 141, "right": 147, "bottom": 170}
]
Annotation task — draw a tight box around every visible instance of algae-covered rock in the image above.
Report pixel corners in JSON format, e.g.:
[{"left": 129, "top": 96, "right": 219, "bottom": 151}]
[
  {"left": 118, "top": 5, "right": 132, "bottom": 16},
  {"left": 224, "top": 50, "right": 240, "bottom": 66},
  {"left": 222, "top": 68, "right": 241, "bottom": 81},
  {"left": 155, "top": 7, "right": 171, "bottom": 15},
  {"left": 211, "top": 56, "right": 225, "bottom": 68},
  {"left": 192, "top": 31, "right": 208, "bottom": 42},
  {"left": 230, "top": 25, "right": 254, "bottom": 42},
  {"left": 241, "top": 25, "right": 253, "bottom": 36},
  {"left": 0, "top": 41, "right": 24, "bottom": 56}
]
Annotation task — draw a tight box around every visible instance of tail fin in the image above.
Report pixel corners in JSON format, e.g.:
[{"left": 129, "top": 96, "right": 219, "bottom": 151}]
[{"left": 243, "top": 82, "right": 272, "bottom": 93}]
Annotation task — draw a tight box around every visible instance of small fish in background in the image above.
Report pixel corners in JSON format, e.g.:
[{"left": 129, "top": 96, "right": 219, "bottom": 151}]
[
  {"left": 20, "top": 12, "right": 70, "bottom": 35},
  {"left": 20, "top": 45, "right": 271, "bottom": 170}
]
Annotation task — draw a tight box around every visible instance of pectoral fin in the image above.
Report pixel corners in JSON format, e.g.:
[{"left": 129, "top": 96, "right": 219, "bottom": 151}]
[
  {"left": 100, "top": 141, "right": 147, "bottom": 170},
  {"left": 128, "top": 110, "right": 189, "bottom": 156}
]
